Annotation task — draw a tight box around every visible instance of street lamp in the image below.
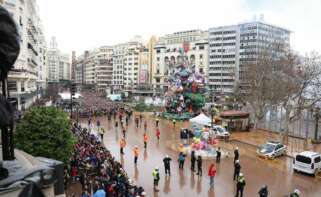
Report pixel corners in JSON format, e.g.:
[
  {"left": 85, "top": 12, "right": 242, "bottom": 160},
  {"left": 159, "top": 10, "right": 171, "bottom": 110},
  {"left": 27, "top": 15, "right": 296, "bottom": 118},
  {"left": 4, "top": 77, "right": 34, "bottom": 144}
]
[{"left": 314, "top": 107, "right": 320, "bottom": 141}]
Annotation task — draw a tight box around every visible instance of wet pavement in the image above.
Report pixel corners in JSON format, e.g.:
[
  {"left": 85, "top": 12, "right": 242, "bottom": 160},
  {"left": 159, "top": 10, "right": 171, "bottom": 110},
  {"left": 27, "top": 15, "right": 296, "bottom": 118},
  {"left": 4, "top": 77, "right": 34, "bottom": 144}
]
[{"left": 82, "top": 113, "right": 321, "bottom": 197}]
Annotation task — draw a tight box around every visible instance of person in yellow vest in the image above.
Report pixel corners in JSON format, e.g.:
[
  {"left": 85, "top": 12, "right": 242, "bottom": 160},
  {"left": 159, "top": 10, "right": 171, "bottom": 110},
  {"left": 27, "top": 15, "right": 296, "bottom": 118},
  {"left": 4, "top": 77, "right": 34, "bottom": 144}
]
[
  {"left": 152, "top": 167, "right": 160, "bottom": 192},
  {"left": 119, "top": 138, "right": 126, "bottom": 155}
]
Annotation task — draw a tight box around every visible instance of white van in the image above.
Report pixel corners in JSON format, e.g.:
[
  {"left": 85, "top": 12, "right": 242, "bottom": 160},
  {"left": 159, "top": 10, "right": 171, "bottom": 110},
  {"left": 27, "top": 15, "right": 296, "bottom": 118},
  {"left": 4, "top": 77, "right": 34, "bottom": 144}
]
[{"left": 293, "top": 151, "right": 321, "bottom": 175}]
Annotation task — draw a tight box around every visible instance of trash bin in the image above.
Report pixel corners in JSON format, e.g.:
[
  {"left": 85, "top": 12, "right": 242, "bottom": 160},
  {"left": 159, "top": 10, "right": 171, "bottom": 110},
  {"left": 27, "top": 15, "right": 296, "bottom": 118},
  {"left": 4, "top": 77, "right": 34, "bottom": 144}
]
[{"left": 36, "top": 157, "right": 64, "bottom": 195}]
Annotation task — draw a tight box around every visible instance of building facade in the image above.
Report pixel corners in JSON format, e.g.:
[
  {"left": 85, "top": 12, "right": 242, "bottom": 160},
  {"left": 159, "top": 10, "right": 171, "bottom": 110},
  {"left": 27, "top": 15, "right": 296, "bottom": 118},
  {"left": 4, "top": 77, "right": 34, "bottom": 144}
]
[
  {"left": 208, "top": 21, "right": 291, "bottom": 95},
  {"left": 3, "top": 0, "right": 47, "bottom": 110},
  {"left": 153, "top": 30, "right": 209, "bottom": 92},
  {"left": 47, "top": 37, "right": 71, "bottom": 83}
]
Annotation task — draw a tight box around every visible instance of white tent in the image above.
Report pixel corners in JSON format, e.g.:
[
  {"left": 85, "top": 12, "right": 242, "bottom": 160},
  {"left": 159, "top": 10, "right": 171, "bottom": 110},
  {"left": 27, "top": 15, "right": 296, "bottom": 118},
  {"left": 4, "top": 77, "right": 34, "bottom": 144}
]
[{"left": 189, "top": 113, "right": 211, "bottom": 126}]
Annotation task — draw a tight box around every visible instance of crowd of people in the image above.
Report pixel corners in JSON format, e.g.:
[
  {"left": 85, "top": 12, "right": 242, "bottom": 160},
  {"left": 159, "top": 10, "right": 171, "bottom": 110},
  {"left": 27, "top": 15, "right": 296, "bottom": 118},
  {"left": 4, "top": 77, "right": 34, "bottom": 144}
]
[
  {"left": 65, "top": 123, "right": 145, "bottom": 197},
  {"left": 75, "top": 91, "right": 132, "bottom": 118}
]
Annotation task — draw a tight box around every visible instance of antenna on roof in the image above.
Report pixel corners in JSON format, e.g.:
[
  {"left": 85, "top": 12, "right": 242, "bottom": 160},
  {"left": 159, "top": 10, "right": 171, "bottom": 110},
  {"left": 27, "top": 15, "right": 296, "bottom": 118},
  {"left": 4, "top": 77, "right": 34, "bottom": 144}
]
[{"left": 260, "top": 14, "right": 265, "bottom": 21}]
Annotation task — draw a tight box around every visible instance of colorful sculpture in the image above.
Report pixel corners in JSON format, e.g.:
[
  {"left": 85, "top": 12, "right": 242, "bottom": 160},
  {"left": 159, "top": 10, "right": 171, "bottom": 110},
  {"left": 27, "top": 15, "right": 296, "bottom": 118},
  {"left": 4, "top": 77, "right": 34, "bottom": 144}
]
[{"left": 163, "top": 42, "right": 206, "bottom": 120}]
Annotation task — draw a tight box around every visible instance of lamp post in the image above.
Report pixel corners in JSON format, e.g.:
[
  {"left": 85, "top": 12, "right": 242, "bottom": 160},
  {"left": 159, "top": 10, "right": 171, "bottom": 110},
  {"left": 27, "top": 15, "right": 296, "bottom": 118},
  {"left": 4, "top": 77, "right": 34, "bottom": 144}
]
[{"left": 314, "top": 107, "right": 320, "bottom": 141}]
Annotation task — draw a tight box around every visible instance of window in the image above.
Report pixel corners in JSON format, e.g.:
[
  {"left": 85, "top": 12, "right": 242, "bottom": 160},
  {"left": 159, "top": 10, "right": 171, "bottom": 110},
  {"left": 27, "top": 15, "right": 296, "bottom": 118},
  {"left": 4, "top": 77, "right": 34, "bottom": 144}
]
[
  {"left": 157, "top": 69, "right": 160, "bottom": 74},
  {"left": 156, "top": 78, "right": 160, "bottom": 83},
  {"left": 199, "top": 45, "right": 204, "bottom": 50},
  {"left": 296, "top": 155, "right": 311, "bottom": 164},
  {"left": 199, "top": 54, "right": 203, "bottom": 59},
  {"left": 8, "top": 81, "right": 17, "bottom": 91},
  {"left": 157, "top": 57, "right": 160, "bottom": 61},
  {"left": 315, "top": 157, "right": 321, "bottom": 163}
]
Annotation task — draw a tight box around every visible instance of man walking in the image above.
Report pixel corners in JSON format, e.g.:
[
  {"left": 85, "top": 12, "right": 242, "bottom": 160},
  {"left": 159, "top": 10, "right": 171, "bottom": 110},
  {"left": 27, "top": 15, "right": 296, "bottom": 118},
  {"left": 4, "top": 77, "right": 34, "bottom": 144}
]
[
  {"left": 216, "top": 147, "right": 221, "bottom": 163},
  {"left": 197, "top": 155, "right": 203, "bottom": 176},
  {"left": 178, "top": 152, "right": 186, "bottom": 169},
  {"left": 143, "top": 133, "right": 148, "bottom": 149},
  {"left": 235, "top": 173, "right": 246, "bottom": 197},
  {"left": 234, "top": 160, "right": 241, "bottom": 181},
  {"left": 163, "top": 155, "right": 172, "bottom": 176},
  {"left": 133, "top": 146, "right": 139, "bottom": 165},
  {"left": 119, "top": 138, "right": 126, "bottom": 155},
  {"left": 156, "top": 118, "right": 159, "bottom": 127},
  {"left": 234, "top": 147, "right": 239, "bottom": 164},
  {"left": 152, "top": 167, "right": 160, "bottom": 192},
  {"left": 191, "top": 151, "right": 196, "bottom": 172}
]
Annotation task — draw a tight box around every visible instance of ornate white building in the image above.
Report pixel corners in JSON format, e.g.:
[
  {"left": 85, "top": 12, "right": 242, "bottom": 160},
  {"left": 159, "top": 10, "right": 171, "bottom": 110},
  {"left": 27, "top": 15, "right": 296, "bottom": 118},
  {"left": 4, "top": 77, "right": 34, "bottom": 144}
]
[
  {"left": 3, "top": 0, "right": 47, "bottom": 110},
  {"left": 153, "top": 30, "right": 209, "bottom": 92}
]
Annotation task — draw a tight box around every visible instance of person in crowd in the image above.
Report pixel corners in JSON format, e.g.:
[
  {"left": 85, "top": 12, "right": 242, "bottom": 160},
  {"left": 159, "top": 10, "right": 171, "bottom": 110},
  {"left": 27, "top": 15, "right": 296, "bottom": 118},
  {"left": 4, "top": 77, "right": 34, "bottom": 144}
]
[
  {"left": 156, "top": 128, "right": 160, "bottom": 140},
  {"left": 197, "top": 155, "right": 203, "bottom": 176},
  {"left": 152, "top": 167, "right": 160, "bottom": 192},
  {"left": 234, "top": 147, "right": 239, "bottom": 164},
  {"left": 290, "top": 189, "right": 301, "bottom": 197},
  {"left": 191, "top": 150, "right": 196, "bottom": 172},
  {"left": 133, "top": 146, "right": 140, "bottom": 165},
  {"left": 234, "top": 160, "right": 241, "bottom": 181},
  {"left": 156, "top": 118, "right": 159, "bottom": 127},
  {"left": 163, "top": 155, "right": 172, "bottom": 176},
  {"left": 143, "top": 133, "right": 148, "bottom": 149},
  {"left": 216, "top": 147, "right": 221, "bottom": 163},
  {"left": 67, "top": 123, "right": 145, "bottom": 197},
  {"left": 173, "top": 119, "right": 176, "bottom": 128},
  {"left": 178, "top": 152, "right": 186, "bottom": 169},
  {"left": 235, "top": 173, "right": 246, "bottom": 197},
  {"left": 120, "top": 138, "right": 126, "bottom": 155},
  {"left": 98, "top": 127, "right": 104, "bottom": 141},
  {"left": 258, "top": 185, "right": 269, "bottom": 197},
  {"left": 144, "top": 121, "right": 147, "bottom": 132},
  {"left": 139, "top": 114, "right": 143, "bottom": 123},
  {"left": 96, "top": 119, "right": 101, "bottom": 131},
  {"left": 208, "top": 163, "right": 217, "bottom": 187},
  {"left": 122, "top": 126, "right": 126, "bottom": 138}
]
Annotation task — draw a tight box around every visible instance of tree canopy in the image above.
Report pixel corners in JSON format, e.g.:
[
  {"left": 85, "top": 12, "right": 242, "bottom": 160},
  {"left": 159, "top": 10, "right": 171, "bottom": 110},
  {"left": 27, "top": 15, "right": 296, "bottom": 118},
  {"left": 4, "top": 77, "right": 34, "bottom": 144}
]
[{"left": 15, "top": 107, "right": 75, "bottom": 163}]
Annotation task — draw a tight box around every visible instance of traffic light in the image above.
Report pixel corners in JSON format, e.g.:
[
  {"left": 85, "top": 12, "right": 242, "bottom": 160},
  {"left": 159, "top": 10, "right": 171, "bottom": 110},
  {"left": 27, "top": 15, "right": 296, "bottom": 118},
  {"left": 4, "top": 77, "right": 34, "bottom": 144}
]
[{"left": 71, "top": 83, "right": 76, "bottom": 96}]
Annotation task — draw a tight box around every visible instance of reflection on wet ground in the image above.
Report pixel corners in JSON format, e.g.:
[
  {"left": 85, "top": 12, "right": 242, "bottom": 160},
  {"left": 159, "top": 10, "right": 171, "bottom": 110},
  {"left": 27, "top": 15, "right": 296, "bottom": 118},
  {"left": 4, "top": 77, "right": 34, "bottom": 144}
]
[{"left": 81, "top": 114, "right": 321, "bottom": 197}]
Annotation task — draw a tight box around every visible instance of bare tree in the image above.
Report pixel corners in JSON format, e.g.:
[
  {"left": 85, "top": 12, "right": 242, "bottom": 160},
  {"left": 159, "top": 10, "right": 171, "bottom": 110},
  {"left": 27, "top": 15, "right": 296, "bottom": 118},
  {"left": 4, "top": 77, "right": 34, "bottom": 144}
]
[
  {"left": 277, "top": 51, "right": 321, "bottom": 142},
  {"left": 235, "top": 44, "right": 282, "bottom": 131}
]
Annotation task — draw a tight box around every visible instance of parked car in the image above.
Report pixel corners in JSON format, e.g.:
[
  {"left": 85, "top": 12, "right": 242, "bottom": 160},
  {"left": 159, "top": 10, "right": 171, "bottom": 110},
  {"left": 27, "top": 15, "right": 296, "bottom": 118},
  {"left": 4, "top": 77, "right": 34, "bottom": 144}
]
[
  {"left": 205, "top": 124, "right": 230, "bottom": 139},
  {"left": 256, "top": 141, "right": 287, "bottom": 159},
  {"left": 293, "top": 151, "right": 321, "bottom": 175}
]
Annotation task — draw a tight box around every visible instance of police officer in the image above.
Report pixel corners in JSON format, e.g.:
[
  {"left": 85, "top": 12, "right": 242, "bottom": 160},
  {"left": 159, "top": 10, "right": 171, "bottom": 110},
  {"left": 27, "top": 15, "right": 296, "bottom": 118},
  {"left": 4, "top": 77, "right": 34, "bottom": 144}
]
[
  {"left": 216, "top": 147, "right": 221, "bottom": 163},
  {"left": 152, "top": 167, "right": 160, "bottom": 192},
  {"left": 258, "top": 185, "right": 268, "bottom": 197},
  {"left": 290, "top": 189, "right": 300, "bottom": 197},
  {"left": 234, "top": 147, "right": 239, "bottom": 164},
  {"left": 233, "top": 160, "right": 241, "bottom": 181},
  {"left": 163, "top": 155, "right": 172, "bottom": 175},
  {"left": 235, "top": 173, "right": 246, "bottom": 197}
]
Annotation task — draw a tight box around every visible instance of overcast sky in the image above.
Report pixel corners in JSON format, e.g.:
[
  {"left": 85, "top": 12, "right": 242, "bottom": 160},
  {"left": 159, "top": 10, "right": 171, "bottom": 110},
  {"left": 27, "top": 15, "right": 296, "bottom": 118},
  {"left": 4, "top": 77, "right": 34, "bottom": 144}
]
[{"left": 37, "top": 0, "right": 321, "bottom": 55}]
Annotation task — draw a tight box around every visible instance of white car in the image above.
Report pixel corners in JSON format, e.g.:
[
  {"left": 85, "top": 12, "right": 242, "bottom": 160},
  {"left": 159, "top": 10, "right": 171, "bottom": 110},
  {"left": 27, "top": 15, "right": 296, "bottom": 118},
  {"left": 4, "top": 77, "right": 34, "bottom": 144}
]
[
  {"left": 293, "top": 151, "right": 321, "bottom": 175},
  {"left": 205, "top": 124, "right": 230, "bottom": 139},
  {"left": 256, "top": 141, "right": 287, "bottom": 159}
]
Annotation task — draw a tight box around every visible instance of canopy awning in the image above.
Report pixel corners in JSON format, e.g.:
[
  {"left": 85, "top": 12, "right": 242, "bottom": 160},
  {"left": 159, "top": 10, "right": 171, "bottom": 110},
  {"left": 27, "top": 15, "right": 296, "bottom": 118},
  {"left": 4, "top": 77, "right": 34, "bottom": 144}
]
[{"left": 220, "top": 110, "right": 249, "bottom": 119}]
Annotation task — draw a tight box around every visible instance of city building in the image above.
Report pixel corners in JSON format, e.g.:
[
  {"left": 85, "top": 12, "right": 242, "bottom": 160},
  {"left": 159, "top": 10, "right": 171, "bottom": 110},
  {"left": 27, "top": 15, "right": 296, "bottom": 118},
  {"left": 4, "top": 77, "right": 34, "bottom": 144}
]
[
  {"left": 74, "top": 47, "right": 113, "bottom": 93},
  {"left": 153, "top": 30, "right": 209, "bottom": 93},
  {"left": 3, "top": 0, "right": 47, "bottom": 110},
  {"left": 112, "top": 37, "right": 146, "bottom": 94},
  {"left": 208, "top": 20, "right": 291, "bottom": 95},
  {"left": 47, "top": 37, "right": 71, "bottom": 83},
  {"left": 74, "top": 51, "right": 89, "bottom": 85}
]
